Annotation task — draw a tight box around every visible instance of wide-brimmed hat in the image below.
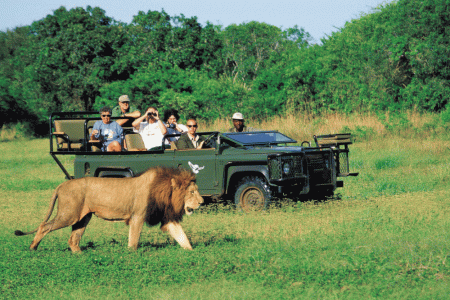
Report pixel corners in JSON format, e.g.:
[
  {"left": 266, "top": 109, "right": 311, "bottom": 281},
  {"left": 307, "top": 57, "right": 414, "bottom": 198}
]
[
  {"left": 232, "top": 112, "right": 244, "bottom": 120},
  {"left": 118, "top": 95, "right": 130, "bottom": 102}
]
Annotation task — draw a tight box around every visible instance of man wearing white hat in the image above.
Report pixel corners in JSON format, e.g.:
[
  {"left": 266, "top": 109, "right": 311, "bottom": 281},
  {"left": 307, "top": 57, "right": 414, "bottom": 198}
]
[
  {"left": 228, "top": 112, "right": 256, "bottom": 133},
  {"left": 112, "top": 95, "right": 141, "bottom": 127}
]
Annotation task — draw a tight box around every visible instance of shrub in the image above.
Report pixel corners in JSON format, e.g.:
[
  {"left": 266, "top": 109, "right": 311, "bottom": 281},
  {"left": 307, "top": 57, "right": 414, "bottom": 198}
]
[{"left": 0, "top": 122, "right": 33, "bottom": 141}]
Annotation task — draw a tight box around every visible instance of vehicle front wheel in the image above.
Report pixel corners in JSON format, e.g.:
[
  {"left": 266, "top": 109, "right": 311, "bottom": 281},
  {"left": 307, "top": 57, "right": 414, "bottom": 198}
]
[{"left": 234, "top": 176, "right": 272, "bottom": 212}]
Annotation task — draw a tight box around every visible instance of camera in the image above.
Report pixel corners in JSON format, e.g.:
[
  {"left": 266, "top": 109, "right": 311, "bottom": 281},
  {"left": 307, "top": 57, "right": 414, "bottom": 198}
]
[{"left": 169, "top": 123, "right": 176, "bottom": 129}]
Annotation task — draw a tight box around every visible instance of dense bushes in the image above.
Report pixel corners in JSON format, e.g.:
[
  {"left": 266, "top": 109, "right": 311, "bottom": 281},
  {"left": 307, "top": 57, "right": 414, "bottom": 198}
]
[{"left": 1, "top": 0, "right": 450, "bottom": 135}]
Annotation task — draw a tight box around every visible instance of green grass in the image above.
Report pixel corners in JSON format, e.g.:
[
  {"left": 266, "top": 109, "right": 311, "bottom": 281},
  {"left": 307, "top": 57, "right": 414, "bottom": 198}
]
[{"left": 1, "top": 137, "right": 450, "bottom": 299}]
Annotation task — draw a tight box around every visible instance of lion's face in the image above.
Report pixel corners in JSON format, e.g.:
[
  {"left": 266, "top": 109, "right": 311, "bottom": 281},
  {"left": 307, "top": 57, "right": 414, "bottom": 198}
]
[{"left": 183, "top": 182, "right": 204, "bottom": 215}]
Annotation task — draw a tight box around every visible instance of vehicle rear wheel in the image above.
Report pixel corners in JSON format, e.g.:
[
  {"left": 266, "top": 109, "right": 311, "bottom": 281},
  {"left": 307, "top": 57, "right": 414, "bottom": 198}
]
[{"left": 234, "top": 177, "right": 272, "bottom": 212}]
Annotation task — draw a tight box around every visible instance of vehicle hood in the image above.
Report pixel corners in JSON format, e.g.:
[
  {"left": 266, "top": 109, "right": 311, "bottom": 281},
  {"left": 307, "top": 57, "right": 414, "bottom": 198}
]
[{"left": 221, "top": 146, "right": 307, "bottom": 155}]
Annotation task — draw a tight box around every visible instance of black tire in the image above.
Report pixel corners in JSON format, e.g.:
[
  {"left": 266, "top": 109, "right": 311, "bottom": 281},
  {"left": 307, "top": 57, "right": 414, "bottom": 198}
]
[{"left": 234, "top": 176, "right": 272, "bottom": 212}]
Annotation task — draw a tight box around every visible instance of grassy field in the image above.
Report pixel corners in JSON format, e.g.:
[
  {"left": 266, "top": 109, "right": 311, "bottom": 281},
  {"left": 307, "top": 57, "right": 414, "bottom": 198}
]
[{"left": 1, "top": 113, "right": 450, "bottom": 299}]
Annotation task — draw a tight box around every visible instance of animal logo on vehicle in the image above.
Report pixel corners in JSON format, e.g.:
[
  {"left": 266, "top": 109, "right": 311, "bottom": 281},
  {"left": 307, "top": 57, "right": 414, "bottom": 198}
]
[{"left": 188, "top": 161, "right": 205, "bottom": 174}]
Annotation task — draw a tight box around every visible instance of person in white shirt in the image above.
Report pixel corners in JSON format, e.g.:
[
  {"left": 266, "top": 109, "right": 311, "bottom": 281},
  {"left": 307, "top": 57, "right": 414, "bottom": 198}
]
[{"left": 132, "top": 107, "right": 167, "bottom": 150}]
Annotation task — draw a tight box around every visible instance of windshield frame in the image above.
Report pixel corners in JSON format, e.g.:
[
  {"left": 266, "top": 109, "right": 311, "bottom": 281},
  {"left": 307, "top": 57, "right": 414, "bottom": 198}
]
[{"left": 220, "top": 131, "right": 297, "bottom": 147}]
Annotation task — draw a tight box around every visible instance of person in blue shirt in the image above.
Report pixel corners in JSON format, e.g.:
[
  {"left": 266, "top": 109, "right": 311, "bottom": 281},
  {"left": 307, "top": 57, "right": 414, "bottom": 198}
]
[{"left": 90, "top": 107, "right": 123, "bottom": 152}]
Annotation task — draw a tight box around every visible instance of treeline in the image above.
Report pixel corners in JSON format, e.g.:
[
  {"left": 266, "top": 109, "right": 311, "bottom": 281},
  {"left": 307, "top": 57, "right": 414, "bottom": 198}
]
[{"left": 1, "top": 0, "right": 449, "bottom": 135}]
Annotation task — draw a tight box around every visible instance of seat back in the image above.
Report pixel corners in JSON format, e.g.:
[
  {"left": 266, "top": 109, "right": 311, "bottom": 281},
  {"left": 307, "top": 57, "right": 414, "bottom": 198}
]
[
  {"left": 314, "top": 133, "right": 352, "bottom": 148},
  {"left": 169, "top": 141, "right": 177, "bottom": 150},
  {"left": 314, "top": 133, "right": 355, "bottom": 176},
  {"left": 53, "top": 119, "right": 88, "bottom": 150},
  {"left": 125, "top": 133, "right": 146, "bottom": 151}
]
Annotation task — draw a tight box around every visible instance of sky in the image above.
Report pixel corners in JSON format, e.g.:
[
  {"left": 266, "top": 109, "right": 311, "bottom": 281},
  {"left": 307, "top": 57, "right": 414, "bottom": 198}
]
[{"left": 1, "top": 0, "right": 394, "bottom": 42}]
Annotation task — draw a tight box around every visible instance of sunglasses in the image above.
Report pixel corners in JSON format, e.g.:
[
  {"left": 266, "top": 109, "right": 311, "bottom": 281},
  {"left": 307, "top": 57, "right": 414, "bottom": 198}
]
[
  {"left": 101, "top": 114, "right": 111, "bottom": 117},
  {"left": 187, "top": 125, "right": 198, "bottom": 128}
]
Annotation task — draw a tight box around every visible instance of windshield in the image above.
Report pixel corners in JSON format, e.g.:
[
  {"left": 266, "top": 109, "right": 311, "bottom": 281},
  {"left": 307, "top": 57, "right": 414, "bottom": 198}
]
[{"left": 222, "top": 131, "right": 296, "bottom": 146}]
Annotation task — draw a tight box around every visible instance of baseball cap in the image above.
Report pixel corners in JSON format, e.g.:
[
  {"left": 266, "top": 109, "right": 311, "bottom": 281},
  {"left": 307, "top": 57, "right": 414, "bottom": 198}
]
[
  {"left": 232, "top": 112, "right": 244, "bottom": 120},
  {"left": 118, "top": 95, "right": 130, "bottom": 102}
]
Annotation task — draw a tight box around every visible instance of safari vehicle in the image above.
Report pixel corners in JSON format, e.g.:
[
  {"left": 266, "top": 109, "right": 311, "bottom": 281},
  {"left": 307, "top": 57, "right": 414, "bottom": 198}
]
[{"left": 49, "top": 112, "right": 358, "bottom": 211}]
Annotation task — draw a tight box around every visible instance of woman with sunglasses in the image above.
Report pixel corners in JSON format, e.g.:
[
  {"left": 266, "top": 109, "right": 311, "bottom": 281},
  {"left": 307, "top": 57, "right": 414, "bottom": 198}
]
[
  {"left": 132, "top": 106, "right": 167, "bottom": 150},
  {"left": 91, "top": 106, "right": 123, "bottom": 152},
  {"left": 177, "top": 118, "right": 209, "bottom": 150}
]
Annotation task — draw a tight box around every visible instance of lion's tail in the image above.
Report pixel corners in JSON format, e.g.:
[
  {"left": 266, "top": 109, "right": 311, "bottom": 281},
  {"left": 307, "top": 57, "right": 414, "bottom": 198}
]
[{"left": 14, "top": 189, "right": 59, "bottom": 236}]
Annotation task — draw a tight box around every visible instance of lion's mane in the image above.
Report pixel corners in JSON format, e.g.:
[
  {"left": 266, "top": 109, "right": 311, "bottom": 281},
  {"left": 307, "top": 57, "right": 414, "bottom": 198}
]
[{"left": 143, "top": 167, "right": 196, "bottom": 226}]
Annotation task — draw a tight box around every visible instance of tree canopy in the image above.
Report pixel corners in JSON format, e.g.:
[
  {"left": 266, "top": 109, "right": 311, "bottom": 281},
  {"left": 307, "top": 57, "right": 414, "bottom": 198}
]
[{"left": 1, "top": 0, "right": 449, "bottom": 134}]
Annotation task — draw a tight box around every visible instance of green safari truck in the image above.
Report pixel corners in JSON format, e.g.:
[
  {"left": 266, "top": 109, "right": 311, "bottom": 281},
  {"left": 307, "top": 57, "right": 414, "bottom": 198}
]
[{"left": 50, "top": 112, "right": 358, "bottom": 211}]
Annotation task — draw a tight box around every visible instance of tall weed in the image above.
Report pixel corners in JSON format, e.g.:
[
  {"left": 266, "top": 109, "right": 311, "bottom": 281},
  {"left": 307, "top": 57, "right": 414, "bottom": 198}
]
[{"left": 205, "top": 110, "right": 448, "bottom": 143}]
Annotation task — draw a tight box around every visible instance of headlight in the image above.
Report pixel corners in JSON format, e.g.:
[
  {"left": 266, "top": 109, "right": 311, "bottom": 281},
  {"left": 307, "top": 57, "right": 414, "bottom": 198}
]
[{"left": 282, "top": 162, "right": 291, "bottom": 175}]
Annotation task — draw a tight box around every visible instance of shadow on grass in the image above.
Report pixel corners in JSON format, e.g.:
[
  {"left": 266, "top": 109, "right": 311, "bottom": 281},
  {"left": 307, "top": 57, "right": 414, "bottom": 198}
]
[
  {"left": 139, "top": 241, "right": 172, "bottom": 249},
  {"left": 200, "top": 234, "right": 241, "bottom": 247},
  {"left": 139, "top": 234, "right": 242, "bottom": 250},
  {"left": 202, "top": 192, "right": 344, "bottom": 213},
  {"left": 75, "top": 235, "right": 242, "bottom": 252},
  {"left": 269, "top": 192, "right": 343, "bottom": 211},
  {"left": 295, "top": 191, "right": 343, "bottom": 203},
  {"left": 81, "top": 238, "right": 174, "bottom": 251}
]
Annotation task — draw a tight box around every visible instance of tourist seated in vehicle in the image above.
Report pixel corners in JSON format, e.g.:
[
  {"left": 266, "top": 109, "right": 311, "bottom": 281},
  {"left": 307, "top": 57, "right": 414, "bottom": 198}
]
[
  {"left": 227, "top": 112, "right": 257, "bottom": 132},
  {"left": 177, "top": 118, "right": 211, "bottom": 150},
  {"left": 164, "top": 109, "right": 188, "bottom": 143},
  {"left": 132, "top": 107, "right": 167, "bottom": 151},
  {"left": 112, "top": 95, "right": 141, "bottom": 127},
  {"left": 90, "top": 107, "right": 123, "bottom": 152}
]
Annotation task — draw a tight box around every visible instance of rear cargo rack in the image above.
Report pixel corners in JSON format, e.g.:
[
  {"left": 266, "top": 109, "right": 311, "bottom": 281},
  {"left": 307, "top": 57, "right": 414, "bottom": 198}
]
[{"left": 314, "top": 133, "right": 358, "bottom": 177}]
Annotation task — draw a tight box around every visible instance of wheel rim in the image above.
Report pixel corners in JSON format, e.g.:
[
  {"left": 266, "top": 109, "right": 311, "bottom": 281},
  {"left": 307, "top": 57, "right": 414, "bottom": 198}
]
[{"left": 240, "top": 186, "right": 264, "bottom": 211}]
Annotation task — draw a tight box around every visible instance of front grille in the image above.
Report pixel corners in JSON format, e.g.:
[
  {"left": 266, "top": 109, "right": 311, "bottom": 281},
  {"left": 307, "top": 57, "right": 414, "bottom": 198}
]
[
  {"left": 268, "top": 158, "right": 282, "bottom": 180},
  {"left": 268, "top": 154, "right": 305, "bottom": 181},
  {"left": 307, "top": 153, "right": 332, "bottom": 183},
  {"left": 308, "top": 154, "right": 327, "bottom": 170}
]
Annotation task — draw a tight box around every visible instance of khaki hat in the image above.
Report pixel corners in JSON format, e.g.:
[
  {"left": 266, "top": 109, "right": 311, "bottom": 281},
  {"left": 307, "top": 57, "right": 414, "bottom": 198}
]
[
  {"left": 232, "top": 112, "right": 244, "bottom": 120},
  {"left": 118, "top": 95, "right": 130, "bottom": 102}
]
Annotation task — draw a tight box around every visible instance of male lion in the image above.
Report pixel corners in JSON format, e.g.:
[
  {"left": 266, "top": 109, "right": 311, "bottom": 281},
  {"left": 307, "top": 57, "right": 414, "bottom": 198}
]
[{"left": 15, "top": 167, "right": 203, "bottom": 252}]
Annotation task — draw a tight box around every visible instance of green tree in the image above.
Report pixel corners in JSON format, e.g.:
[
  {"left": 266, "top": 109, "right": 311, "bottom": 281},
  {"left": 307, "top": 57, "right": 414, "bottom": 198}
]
[
  {"left": 29, "top": 6, "right": 125, "bottom": 117},
  {"left": 0, "top": 26, "right": 41, "bottom": 128},
  {"left": 221, "top": 22, "right": 286, "bottom": 82},
  {"left": 282, "top": 25, "right": 312, "bottom": 49},
  {"left": 113, "top": 9, "right": 172, "bottom": 76}
]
